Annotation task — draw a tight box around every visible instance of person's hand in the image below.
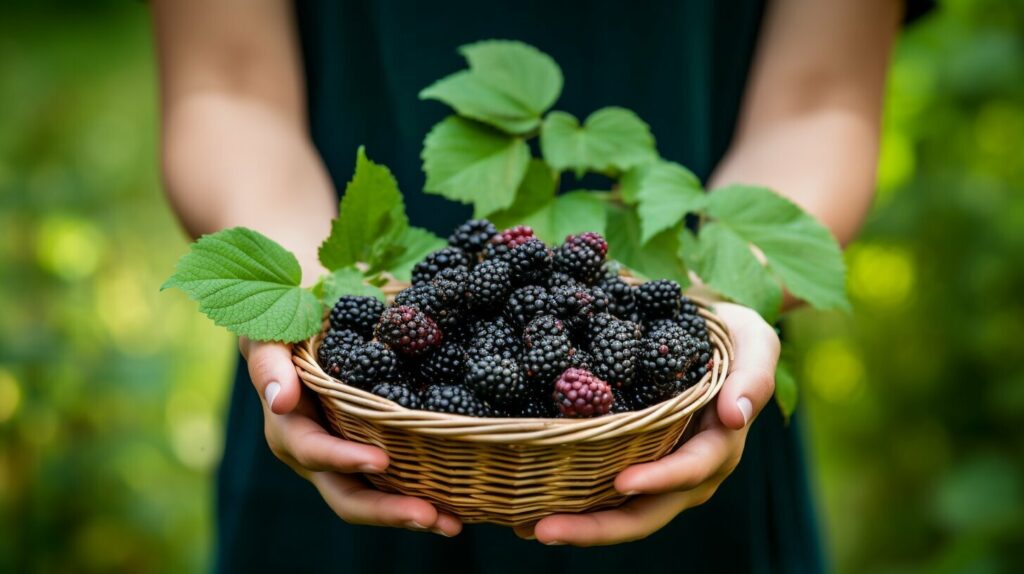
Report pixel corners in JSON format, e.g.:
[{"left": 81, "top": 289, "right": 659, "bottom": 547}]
[
  {"left": 514, "top": 303, "right": 779, "bottom": 546},
  {"left": 240, "top": 338, "right": 463, "bottom": 537}
]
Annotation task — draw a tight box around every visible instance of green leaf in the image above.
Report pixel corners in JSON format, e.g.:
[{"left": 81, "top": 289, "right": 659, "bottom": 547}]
[
  {"left": 488, "top": 159, "right": 558, "bottom": 226},
  {"left": 422, "top": 116, "right": 531, "bottom": 217},
  {"left": 383, "top": 226, "right": 448, "bottom": 282},
  {"left": 319, "top": 147, "right": 407, "bottom": 271},
  {"left": 162, "top": 228, "right": 323, "bottom": 343},
  {"left": 419, "top": 40, "right": 562, "bottom": 134},
  {"left": 691, "top": 222, "right": 782, "bottom": 321},
  {"left": 635, "top": 161, "right": 706, "bottom": 244},
  {"left": 314, "top": 266, "right": 386, "bottom": 306},
  {"left": 540, "top": 107, "right": 658, "bottom": 177},
  {"left": 606, "top": 207, "right": 689, "bottom": 287},
  {"left": 707, "top": 185, "right": 850, "bottom": 311},
  {"left": 774, "top": 358, "right": 798, "bottom": 423}
]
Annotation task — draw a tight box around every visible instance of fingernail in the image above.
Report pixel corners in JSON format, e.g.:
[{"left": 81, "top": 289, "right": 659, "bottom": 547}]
[
  {"left": 522, "top": 533, "right": 536, "bottom": 540},
  {"left": 430, "top": 528, "right": 452, "bottom": 537},
  {"left": 737, "top": 396, "right": 753, "bottom": 426},
  {"left": 544, "top": 541, "right": 566, "bottom": 546},
  {"left": 358, "top": 464, "right": 384, "bottom": 473},
  {"left": 265, "top": 382, "right": 281, "bottom": 410},
  {"left": 622, "top": 490, "right": 639, "bottom": 496},
  {"left": 405, "top": 521, "right": 428, "bottom": 530}
]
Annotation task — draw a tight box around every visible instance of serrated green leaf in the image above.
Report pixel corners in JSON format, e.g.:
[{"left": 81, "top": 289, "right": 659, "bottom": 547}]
[
  {"left": 319, "top": 147, "right": 408, "bottom": 271},
  {"left": 774, "top": 358, "right": 798, "bottom": 423},
  {"left": 606, "top": 207, "right": 689, "bottom": 286},
  {"left": 419, "top": 40, "right": 562, "bottom": 134},
  {"left": 384, "top": 226, "right": 448, "bottom": 282},
  {"left": 422, "top": 116, "right": 531, "bottom": 217},
  {"left": 163, "top": 227, "right": 323, "bottom": 343},
  {"left": 707, "top": 185, "right": 850, "bottom": 311},
  {"left": 691, "top": 221, "right": 782, "bottom": 321},
  {"left": 635, "top": 161, "right": 706, "bottom": 244},
  {"left": 540, "top": 107, "right": 657, "bottom": 177},
  {"left": 315, "top": 266, "right": 386, "bottom": 306}
]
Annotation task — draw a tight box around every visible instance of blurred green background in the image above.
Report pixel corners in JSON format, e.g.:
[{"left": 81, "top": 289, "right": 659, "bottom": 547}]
[{"left": 1, "top": 1, "right": 1021, "bottom": 572}]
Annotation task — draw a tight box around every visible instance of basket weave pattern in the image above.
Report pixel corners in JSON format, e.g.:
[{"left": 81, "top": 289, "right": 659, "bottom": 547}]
[{"left": 293, "top": 291, "right": 732, "bottom": 526}]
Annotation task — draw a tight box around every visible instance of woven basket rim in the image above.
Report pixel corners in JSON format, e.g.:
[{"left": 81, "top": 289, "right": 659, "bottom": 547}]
[{"left": 293, "top": 294, "right": 732, "bottom": 446}]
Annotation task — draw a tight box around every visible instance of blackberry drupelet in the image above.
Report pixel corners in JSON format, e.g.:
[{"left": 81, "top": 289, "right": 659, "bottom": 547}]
[
  {"left": 522, "top": 334, "right": 571, "bottom": 384},
  {"left": 338, "top": 341, "right": 400, "bottom": 390},
  {"left": 597, "top": 275, "right": 637, "bottom": 320},
  {"left": 374, "top": 305, "right": 442, "bottom": 357},
  {"left": 328, "top": 295, "right": 386, "bottom": 338},
  {"left": 523, "top": 314, "right": 566, "bottom": 347},
  {"left": 423, "top": 384, "right": 491, "bottom": 417},
  {"left": 553, "top": 368, "right": 614, "bottom": 418},
  {"left": 370, "top": 382, "right": 422, "bottom": 409},
  {"left": 465, "top": 258, "right": 512, "bottom": 311},
  {"left": 410, "top": 247, "right": 470, "bottom": 285},
  {"left": 465, "top": 354, "right": 526, "bottom": 410},
  {"left": 485, "top": 225, "right": 535, "bottom": 260},
  {"left": 640, "top": 324, "right": 702, "bottom": 384},
  {"left": 504, "top": 238, "right": 553, "bottom": 284},
  {"left": 553, "top": 232, "right": 608, "bottom": 285},
  {"left": 590, "top": 319, "right": 642, "bottom": 388},
  {"left": 636, "top": 279, "right": 683, "bottom": 320},
  {"left": 504, "top": 285, "right": 550, "bottom": 328},
  {"left": 420, "top": 339, "right": 466, "bottom": 385},
  {"left": 447, "top": 219, "right": 498, "bottom": 256}
]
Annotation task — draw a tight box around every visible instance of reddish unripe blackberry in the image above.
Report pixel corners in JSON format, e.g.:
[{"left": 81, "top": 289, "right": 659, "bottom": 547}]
[
  {"left": 370, "top": 382, "right": 422, "bottom": 409},
  {"left": 485, "top": 225, "right": 536, "bottom": 259},
  {"left": 640, "top": 325, "right": 702, "bottom": 384},
  {"left": 465, "top": 354, "right": 526, "bottom": 410},
  {"left": 523, "top": 314, "right": 566, "bottom": 347},
  {"left": 447, "top": 219, "right": 498, "bottom": 256},
  {"left": 465, "top": 258, "right": 512, "bottom": 311},
  {"left": 420, "top": 339, "right": 466, "bottom": 385},
  {"left": 553, "top": 368, "right": 614, "bottom": 418},
  {"left": 374, "top": 305, "right": 442, "bottom": 357},
  {"left": 590, "top": 319, "right": 642, "bottom": 388},
  {"left": 338, "top": 341, "right": 400, "bottom": 390},
  {"left": 423, "top": 384, "right": 491, "bottom": 417},
  {"left": 411, "top": 247, "right": 470, "bottom": 285},
  {"left": 636, "top": 279, "right": 683, "bottom": 320},
  {"left": 504, "top": 285, "right": 550, "bottom": 328},
  {"left": 393, "top": 283, "right": 461, "bottom": 332},
  {"left": 328, "top": 295, "right": 386, "bottom": 338},
  {"left": 522, "top": 334, "right": 571, "bottom": 384},
  {"left": 597, "top": 275, "right": 637, "bottom": 320},
  {"left": 504, "top": 238, "right": 553, "bottom": 284},
  {"left": 554, "top": 232, "right": 608, "bottom": 285}
]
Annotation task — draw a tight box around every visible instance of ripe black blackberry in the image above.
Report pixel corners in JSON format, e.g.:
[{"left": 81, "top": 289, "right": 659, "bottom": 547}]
[
  {"left": 374, "top": 305, "right": 442, "bottom": 357},
  {"left": 465, "top": 354, "right": 526, "bottom": 410},
  {"left": 522, "top": 334, "right": 571, "bottom": 384},
  {"left": 420, "top": 339, "right": 466, "bottom": 385},
  {"left": 567, "top": 348, "right": 593, "bottom": 371},
  {"left": 683, "top": 339, "right": 714, "bottom": 385},
  {"left": 430, "top": 266, "right": 468, "bottom": 310},
  {"left": 447, "top": 219, "right": 498, "bottom": 256},
  {"left": 590, "top": 319, "right": 642, "bottom": 388},
  {"left": 678, "top": 312, "right": 709, "bottom": 341},
  {"left": 470, "top": 317, "right": 520, "bottom": 360},
  {"left": 423, "top": 384, "right": 491, "bottom": 417},
  {"left": 328, "top": 295, "right": 386, "bottom": 338},
  {"left": 597, "top": 275, "right": 637, "bottom": 320},
  {"left": 514, "top": 393, "right": 558, "bottom": 418},
  {"left": 370, "top": 382, "right": 422, "bottom": 409},
  {"left": 610, "top": 388, "right": 634, "bottom": 413},
  {"left": 553, "top": 232, "right": 608, "bottom": 285},
  {"left": 585, "top": 312, "right": 619, "bottom": 344},
  {"left": 636, "top": 279, "right": 682, "bottom": 320},
  {"left": 485, "top": 225, "right": 535, "bottom": 260},
  {"left": 393, "top": 283, "right": 461, "bottom": 332},
  {"left": 640, "top": 325, "right": 702, "bottom": 384},
  {"left": 504, "top": 238, "right": 553, "bottom": 284},
  {"left": 318, "top": 327, "right": 363, "bottom": 364},
  {"left": 523, "top": 314, "right": 566, "bottom": 347},
  {"left": 550, "top": 285, "right": 609, "bottom": 336},
  {"left": 410, "top": 247, "right": 470, "bottom": 285},
  {"left": 504, "top": 285, "right": 550, "bottom": 328},
  {"left": 338, "top": 342, "right": 400, "bottom": 390},
  {"left": 547, "top": 270, "right": 582, "bottom": 290},
  {"left": 465, "top": 258, "right": 512, "bottom": 311},
  {"left": 553, "top": 368, "right": 614, "bottom": 418},
  {"left": 628, "top": 376, "right": 682, "bottom": 409}
]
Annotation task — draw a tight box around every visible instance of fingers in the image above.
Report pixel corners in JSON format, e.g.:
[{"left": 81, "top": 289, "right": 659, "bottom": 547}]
[
  {"left": 312, "top": 472, "right": 463, "bottom": 537},
  {"left": 242, "top": 338, "right": 302, "bottom": 415},
  {"left": 713, "top": 303, "right": 780, "bottom": 430},
  {"left": 272, "top": 411, "right": 389, "bottom": 474},
  {"left": 530, "top": 492, "right": 700, "bottom": 546}
]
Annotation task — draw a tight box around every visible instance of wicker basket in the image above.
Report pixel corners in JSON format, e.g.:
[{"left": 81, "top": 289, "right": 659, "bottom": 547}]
[{"left": 292, "top": 281, "right": 732, "bottom": 526}]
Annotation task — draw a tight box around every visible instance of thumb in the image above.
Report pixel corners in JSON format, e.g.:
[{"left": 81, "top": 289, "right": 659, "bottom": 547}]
[
  {"left": 240, "top": 337, "right": 303, "bottom": 415},
  {"left": 713, "top": 304, "right": 780, "bottom": 430}
]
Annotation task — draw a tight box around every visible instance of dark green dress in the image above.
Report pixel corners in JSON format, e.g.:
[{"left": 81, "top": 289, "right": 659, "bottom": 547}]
[{"left": 214, "top": 1, "right": 920, "bottom": 571}]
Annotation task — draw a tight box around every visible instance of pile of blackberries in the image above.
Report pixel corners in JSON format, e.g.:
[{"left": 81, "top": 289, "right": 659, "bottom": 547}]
[{"left": 317, "top": 220, "right": 713, "bottom": 418}]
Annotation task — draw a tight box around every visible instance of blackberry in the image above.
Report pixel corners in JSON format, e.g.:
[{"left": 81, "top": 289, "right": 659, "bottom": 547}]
[
  {"left": 514, "top": 393, "right": 558, "bottom": 418},
  {"left": 629, "top": 376, "right": 682, "bottom": 409},
  {"left": 553, "top": 368, "right": 614, "bottom": 418},
  {"left": 430, "top": 266, "right": 468, "bottom": 309},
  {"left": 338, "top": 342, "right": 400, "bottom": 390},
  {"left": 423, "top": 384, "right": 491, "bottom": 417},
  {"left": 553, "top": 232, "right": 608, "bottom": 285},
  {"left": 684, "top": 340, "right": 714, "bottom": 385},
  {"left": 328, "top": 295, "right": 386, "bottom": 338},
  {"left": 485, "top": 225, "right": 536, "bottom": 259},
  {"left": 471, "top": 317, "right": 520, "bottom": 359},
  {"left": 465, "top": 258, "right": 512, "bottom": 311},
  {"left": 523, "top": 314, "right": 566, "bottom": 347},
  {"left": 448, "top": 219, "right": 498, "bottom": 256},
  {"left": 678, "top": 311, "right": 709, "bottom": 341},
  {"left": 550, "top": 285, "right": 608, "bottom": 335},
  {"left": 547, "top": 270, "right": 582, "bottom": 290},
  {"left": 317, "top": 328, "right": 363, "bottom": 372},
  {"left": 568, "top": 348, "right": 593, "bottom": 371},
  {"left": 411, "top": 247, "right": 470, "bottom": 285},
  {"left": 522, "top": 334, "right": 571, "bottom": 384},
  {"left": 420, "top": 339, "right": 466, "bottom": 385},
  {"left": 370, "top": 382, "right": 422, "bottom": 409},
  {"left": 585, "top": 312, "right": 620, "bottom": 343},
  {"left": 374, "top": 305, "right": 442, "bottom": 357},
  {"left": 393, "top": 283, "right": 461, "bottom": 331},
  {"left": 465, "top": 354, "right": 526, "bottom": 410},
  {"left": 610, "top": 388, "right": 634, "bottom": 413},
  {"left": 504, "top": 285, "right": 550, "bottom": 328},
  {"left": 636, "top": 279, "right": 682, "bottom": 320},
  {"left": 597, "top": 275, "right": 637, "bottom": 319},
  {"left": 590, "top": 319, "right": 642, "bottom": 388},
  {"left": 640, "top": 325, "right": 702, "bottom": 384},
  {"left": 504, "top": 238, "right": 553, "bottom": 285}
]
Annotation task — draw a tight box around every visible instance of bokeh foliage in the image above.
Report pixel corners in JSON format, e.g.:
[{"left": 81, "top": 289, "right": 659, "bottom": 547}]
[{"left": 0, "top": 1, "right": 1021, "bottom": 572}]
